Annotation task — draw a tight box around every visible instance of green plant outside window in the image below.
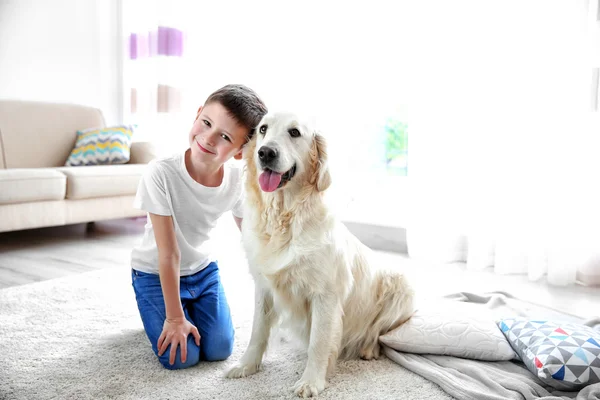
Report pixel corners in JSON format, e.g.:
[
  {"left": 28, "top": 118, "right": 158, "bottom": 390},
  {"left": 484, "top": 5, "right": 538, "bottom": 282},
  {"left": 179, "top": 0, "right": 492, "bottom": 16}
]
[{"left": 384, "top": 118, "right": 408, "bottom": 176}]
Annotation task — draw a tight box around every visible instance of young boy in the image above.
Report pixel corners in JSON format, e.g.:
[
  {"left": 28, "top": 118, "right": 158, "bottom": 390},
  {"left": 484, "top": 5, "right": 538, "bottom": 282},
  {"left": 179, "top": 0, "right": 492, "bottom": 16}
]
[{"left": 130, "top": 84, "right": 267, "bottom": 370}]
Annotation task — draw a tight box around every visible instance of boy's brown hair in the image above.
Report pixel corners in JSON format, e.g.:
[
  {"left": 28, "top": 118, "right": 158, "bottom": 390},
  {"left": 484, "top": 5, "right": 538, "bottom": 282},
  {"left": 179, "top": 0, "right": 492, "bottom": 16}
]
[{"left": 203, "top": 84, "right": 267, "bottom": 143}]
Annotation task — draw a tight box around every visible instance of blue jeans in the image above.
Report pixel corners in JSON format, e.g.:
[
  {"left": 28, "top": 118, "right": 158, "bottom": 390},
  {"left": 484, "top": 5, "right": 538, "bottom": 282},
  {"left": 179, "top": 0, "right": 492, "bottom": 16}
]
[{"left": 131, "top": 262, "right": 234, "bottom": 370}]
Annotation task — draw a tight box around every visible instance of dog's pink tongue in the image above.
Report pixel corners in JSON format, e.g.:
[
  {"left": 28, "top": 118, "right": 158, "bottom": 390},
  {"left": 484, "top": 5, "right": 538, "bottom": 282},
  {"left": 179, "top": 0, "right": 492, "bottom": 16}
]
[{"left": 259, "top": 170, "right": 282, "bottom": 192}]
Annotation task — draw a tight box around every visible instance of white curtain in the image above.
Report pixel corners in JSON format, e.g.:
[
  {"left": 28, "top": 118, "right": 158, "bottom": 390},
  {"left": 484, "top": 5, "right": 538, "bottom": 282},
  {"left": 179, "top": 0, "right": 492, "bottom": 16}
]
[
  {"left": 122, "top": 0, "right": 189, "bottom": 155},
  {"left": 122, "top": 0, "right": 600, "bottom": 286},
  {"left": 405, "top": 0, "right": 600, "bottom": 286},
  {"left": 135, "top": 0, "right": 418, "bottom": 223}
]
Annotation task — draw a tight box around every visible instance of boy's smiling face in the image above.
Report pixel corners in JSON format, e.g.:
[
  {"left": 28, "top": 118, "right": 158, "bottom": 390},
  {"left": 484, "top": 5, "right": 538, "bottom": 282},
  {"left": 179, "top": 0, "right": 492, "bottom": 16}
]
[{"left": 188, "top": 102, "right": 248, "bottom": 165}]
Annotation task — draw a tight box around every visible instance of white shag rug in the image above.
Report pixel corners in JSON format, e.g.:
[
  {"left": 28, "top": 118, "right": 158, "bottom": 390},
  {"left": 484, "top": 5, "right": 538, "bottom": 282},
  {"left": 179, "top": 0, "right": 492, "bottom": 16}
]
[{"left": 0, "top": 254, "right": 453, "bottom": 400}]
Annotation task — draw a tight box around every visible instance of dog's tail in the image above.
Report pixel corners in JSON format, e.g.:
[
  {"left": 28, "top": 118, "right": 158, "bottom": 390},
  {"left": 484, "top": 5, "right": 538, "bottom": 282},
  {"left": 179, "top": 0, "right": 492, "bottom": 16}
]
[{"left": 374, "top": 271, "right": 415, "bottom": 333}]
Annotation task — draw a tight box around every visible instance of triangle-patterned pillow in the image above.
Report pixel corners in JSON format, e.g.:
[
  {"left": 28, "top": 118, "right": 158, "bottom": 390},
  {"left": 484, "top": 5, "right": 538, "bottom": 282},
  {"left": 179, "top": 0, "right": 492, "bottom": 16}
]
[{"left": 498, "top": 318, "right": 600, "bottom": 390}]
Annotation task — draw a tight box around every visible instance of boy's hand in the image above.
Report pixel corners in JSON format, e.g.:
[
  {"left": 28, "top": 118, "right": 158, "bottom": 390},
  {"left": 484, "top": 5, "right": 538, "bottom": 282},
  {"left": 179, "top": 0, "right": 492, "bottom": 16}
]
[{"left": 157, "top": 317, "right": 201, "bottom": 365}]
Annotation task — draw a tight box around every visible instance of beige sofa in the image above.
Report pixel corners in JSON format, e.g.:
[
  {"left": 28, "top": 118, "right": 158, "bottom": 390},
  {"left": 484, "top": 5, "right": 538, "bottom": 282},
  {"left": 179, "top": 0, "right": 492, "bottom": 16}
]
[{"left": 0, "top": 100, "right": 155, "bottom": 233}]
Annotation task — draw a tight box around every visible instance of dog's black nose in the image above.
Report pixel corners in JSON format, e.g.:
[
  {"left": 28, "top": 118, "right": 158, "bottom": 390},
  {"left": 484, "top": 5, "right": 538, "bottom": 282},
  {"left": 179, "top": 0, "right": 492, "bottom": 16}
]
[{"left": 258, "top": 146, "right": 278, "bottom": 163}]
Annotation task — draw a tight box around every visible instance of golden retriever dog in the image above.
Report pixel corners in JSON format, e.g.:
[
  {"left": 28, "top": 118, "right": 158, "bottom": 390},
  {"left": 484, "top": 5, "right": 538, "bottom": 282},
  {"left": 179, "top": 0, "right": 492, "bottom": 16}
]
[{"left": 226, "top": 112, "right": 415, "bottom": 397}]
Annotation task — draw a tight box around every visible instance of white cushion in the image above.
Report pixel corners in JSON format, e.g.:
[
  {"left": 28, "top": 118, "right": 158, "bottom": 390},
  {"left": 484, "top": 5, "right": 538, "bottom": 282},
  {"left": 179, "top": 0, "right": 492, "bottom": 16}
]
[
  {"left": 0, "top": 168, "right": 66, "bottom": 205},
  {"left": 56, "top": 164, "right": 147, "bottom": 200},
  {"left": 379, "top": 300, "right": 517, "bottom": 361}
]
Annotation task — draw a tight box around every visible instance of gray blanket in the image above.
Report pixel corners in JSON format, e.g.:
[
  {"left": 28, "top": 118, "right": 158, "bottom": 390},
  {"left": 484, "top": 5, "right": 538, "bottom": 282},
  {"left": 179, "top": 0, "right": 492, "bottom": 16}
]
[{"left": 382, "top": 292, "right": 600, "bottom": 400}]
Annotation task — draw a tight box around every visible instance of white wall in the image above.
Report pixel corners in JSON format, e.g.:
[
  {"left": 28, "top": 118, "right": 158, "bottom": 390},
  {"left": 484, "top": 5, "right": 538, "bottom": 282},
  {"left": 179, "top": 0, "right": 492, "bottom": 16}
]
[{"left": 0, "top": 0, "right": 122, "bottom": 125}]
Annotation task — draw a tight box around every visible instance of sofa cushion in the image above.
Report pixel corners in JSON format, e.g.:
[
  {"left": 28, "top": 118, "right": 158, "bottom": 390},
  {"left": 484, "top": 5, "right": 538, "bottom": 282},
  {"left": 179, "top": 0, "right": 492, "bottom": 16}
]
[
  {"left": 65, "top": 125, "right": 135, "bottom": 166},
  {"left": 0, "top": 169, "right": 66, "bottom": 205},
  {"left": 0, "top": 100, "right": 106, "bottom": 168},
  {"left": 56, "top": 164, "right": 147, "bottom": 200}
]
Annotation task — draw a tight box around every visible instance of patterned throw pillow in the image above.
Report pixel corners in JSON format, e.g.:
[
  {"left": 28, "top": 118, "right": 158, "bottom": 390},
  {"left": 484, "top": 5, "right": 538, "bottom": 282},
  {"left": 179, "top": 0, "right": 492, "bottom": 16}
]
[
  {"left": 65, "top": 125, "right": 134, "bottom": 166},
  {"left": 498, "top": 318, "right": 600, "bottom": 390}
]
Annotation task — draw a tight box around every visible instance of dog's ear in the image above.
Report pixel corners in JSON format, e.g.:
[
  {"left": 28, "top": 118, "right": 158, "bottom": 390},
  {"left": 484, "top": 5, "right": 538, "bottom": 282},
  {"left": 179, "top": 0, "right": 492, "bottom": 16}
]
[{"left": 312, "top": 133, "right": 331, "bottom": 192}]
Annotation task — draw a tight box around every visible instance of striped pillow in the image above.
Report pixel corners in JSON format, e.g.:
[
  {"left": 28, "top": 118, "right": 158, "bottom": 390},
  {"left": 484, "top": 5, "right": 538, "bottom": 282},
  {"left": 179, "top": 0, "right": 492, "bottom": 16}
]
[{"left": 65, "top": 125, "right": 134, "bottom": 166}]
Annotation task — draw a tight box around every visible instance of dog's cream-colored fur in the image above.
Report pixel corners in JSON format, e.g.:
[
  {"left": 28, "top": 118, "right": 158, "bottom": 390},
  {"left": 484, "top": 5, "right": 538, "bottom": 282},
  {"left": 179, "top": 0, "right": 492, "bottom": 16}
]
[{"left": 226, "top": 112, "right": 415, "bottom": 398}]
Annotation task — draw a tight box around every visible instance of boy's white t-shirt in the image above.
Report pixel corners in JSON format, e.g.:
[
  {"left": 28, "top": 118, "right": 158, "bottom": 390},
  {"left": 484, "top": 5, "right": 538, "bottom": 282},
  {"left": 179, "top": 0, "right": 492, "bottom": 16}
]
[{"left": 131, "top": 151, "right": 244, "bottom": 276}]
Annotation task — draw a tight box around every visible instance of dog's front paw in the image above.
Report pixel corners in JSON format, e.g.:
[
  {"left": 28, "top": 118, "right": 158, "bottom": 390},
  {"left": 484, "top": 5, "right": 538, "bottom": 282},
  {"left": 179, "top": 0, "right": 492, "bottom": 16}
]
[
  {"left": 225, "top": 362, "right": 261, "bottom": 379},
  {"left": 293, "top": 377, "right": 326, "bottom": 398}
]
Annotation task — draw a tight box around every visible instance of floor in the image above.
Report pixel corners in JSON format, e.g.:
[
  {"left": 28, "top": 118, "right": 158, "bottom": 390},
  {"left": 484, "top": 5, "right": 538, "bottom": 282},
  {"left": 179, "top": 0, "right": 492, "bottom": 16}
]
[{"left": 0, "top": 217, "right": 598, "bottom": 319}]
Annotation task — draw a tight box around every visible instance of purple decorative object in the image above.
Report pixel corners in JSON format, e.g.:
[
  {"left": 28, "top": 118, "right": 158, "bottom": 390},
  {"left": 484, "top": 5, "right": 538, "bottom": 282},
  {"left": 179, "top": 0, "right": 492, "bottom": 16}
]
[
  {"left": 169, "top": 28, "right": 183, "bottom": 56},
  {"left": 129, "top": 33, "right": 137, "bottom": 59},
  {"left": 158, "top": 26, "right": 183, "bottom": 57},
  {"left": 130, "top": 32, "right": 150, "bottom": 59},
  {"left": 130, "top": 27, "right": 183, "bottom": 59}
]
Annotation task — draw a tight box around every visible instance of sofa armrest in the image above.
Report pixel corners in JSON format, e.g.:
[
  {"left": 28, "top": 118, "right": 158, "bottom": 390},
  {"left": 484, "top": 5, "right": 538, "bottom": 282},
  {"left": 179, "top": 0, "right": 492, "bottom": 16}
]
[{"left": 128, "top": 141, "right": 157, "bottom": 164}]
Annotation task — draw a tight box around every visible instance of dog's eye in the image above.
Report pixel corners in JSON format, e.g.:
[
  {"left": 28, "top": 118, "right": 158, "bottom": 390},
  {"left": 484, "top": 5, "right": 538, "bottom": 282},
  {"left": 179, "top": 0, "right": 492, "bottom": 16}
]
[
  {"left": 288, "top": 128, "right": 301, "bottom": 138},
  {"left": 259, "top": 125, "right": 267, "bottom": 135}
]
